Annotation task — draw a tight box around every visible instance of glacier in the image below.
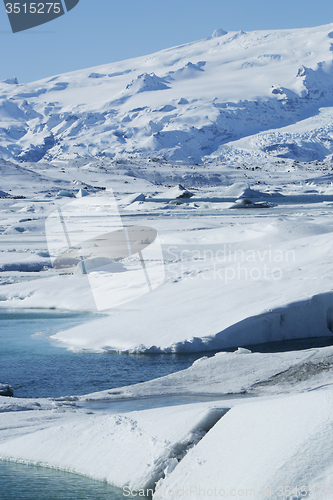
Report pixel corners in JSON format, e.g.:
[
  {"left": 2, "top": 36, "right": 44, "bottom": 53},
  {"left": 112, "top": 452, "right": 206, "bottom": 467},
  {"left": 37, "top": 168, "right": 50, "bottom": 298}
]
[
  {"left": 1, "top": 24, "right": 333, "bottom": 163},
  {"left": 2, "top": 22, "right": 333, "bottom": 500}
]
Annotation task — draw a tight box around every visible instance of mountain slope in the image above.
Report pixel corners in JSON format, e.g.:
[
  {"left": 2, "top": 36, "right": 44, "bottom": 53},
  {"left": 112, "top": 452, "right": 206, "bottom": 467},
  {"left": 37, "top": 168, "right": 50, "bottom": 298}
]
[{"left": 2, "top": 24, "right": 333, "bottom": 163}]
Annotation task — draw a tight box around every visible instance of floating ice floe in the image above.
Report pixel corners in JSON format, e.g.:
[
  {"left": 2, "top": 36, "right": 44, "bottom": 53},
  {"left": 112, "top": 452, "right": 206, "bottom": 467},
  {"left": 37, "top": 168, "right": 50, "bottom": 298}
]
[
  {"left": 119, "top": 192, "right": 146, "bottom": 206},
  {"left": 229, "top": 198, "right": 272, "bottom": 208},
  {"left": 76, "top": 188, "right": 90, "bottom": 197},
  {"left": 154, "top": 184, "right": 194, "bottom": 200},
  {"left": 224, "top": 182, "right": 281, "bottom": 199},
  {"left": 57, "top": 190, "right": 75, "bottom": 198}
]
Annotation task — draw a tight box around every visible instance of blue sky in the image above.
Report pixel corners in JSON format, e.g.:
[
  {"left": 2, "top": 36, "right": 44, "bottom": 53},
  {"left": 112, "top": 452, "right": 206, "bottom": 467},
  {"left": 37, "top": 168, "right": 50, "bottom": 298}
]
[{"left": 1, "top": 0, "right": 333, "bottom": 83}]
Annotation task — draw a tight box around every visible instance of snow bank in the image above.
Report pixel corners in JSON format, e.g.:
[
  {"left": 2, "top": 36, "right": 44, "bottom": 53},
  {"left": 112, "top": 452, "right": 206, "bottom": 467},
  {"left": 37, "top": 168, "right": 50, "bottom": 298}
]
[
  {"left": 79, "top": 346, "right": 329, "bottom": 401},
  {"left": 4, "top": 371, "right": 330, "bottom": 495},
  {"left": 155, "top": 389, "right": 333, "bottom": 499},
  {"left": 49, "top": 284, "right": 333, "bottom": 353},
  {"left": 0, "top": 404, "right": 226, "bottom": 490},
  {"left": 0, "top": 274, "right": 97, "bottom": 311},
  {"left": 3, "top": 214, "right": 333, "bottom": 352}
]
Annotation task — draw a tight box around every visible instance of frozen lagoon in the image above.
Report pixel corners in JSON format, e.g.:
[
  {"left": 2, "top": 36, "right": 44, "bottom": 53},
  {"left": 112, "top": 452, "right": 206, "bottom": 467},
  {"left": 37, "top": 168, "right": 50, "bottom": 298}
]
[
  {"left": 2, "top": 306, "right": 333, "bottom": 498},
  {"left": 3, "top": 21, "right": 333, "bottom": 495},
  {"left": 2, "top": 177, "right": 333, "bottom": 497}
]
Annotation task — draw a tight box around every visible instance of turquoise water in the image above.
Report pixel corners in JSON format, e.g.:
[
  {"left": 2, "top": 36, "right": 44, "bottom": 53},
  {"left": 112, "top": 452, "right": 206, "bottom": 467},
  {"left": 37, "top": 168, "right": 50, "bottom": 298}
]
[
  {"left": 0, "top": 309, "right": 213, "bottom": 499},
  {"left": 0, "top": 460, "right": 128, "bottom": 500},
  {"left": 0, "top": 309, "right": 209, "bottom": 399},
  {"left": 1, "top": 310, "right": 333, "bottom": 499}
]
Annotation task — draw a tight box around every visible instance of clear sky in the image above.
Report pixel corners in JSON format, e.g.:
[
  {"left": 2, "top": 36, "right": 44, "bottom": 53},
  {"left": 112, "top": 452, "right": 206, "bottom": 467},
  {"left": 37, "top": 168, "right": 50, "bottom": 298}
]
[{"left": 1, "top": 0, "right": 333, "bottom": 83}]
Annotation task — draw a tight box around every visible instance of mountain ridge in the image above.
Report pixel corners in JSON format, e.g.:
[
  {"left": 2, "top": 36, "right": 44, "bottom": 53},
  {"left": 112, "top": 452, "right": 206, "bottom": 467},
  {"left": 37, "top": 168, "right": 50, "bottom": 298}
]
[{"left": 1, "top": 24, "right": 333, "bottom": 164}]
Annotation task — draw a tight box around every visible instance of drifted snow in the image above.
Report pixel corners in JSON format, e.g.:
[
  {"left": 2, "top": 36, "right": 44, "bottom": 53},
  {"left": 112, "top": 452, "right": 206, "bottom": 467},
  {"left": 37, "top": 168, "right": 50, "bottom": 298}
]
[
  {"left": 1, "top": 345, "right": 333, "bottom": 493},
  {"left": 42, "top": 216, "right": 333, "bottom": 352},
  {"left": 1, "top": 23, "right": 333, "bottom": 494},
  {"left": 154, "top": 389, "right": 333, "bottom": 499},
  {"left": 0, "top": 402, "right": 227, "bottom": 490},
  {"left": 79, "top": 346, "right": 333, "bottom": 401}
]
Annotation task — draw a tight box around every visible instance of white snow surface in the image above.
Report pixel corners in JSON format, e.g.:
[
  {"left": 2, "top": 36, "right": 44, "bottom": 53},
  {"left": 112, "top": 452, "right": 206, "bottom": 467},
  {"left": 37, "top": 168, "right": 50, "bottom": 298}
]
[
  {"left": 154, "top": 389, "right": 333, "bottom": 499},
  {"left": 0, "top": 402, "right": 226, "bottom": 490},
  {"left": 1, "top": 345, "right": 333, "bottom": 494},
  {"left": 2, "top": 175, "right": 333, "bottom": 491},
  {"left": 78, "top": 345, "right": 333, "bottom": 401},
  {"left": 1, "top": 24, "right": 333, "bottom": 163},
  {"left": 24, "top": 212, "right": 333, "bottom": 353},
  {"left": 2, "top": 175, "right": 333, "bottom": 353},
  {"left": 2, "top": 22, "right": 333, "bottom": 495}
]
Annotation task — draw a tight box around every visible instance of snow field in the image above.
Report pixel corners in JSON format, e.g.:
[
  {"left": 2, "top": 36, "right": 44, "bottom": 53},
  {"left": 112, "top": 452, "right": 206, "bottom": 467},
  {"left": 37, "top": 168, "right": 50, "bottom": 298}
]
[
  {"left": 2, "top": 19, "right": 333, "bottom": 498},
  {"left": 48, "top": 216, "right": 333, "bottom": 352},
  {"left": 2, "top": 25, "right": 333, "bottom": 163},
  {"left": 2, "top": 183, "right": 333, "bottom": 352},
  {"left": 2, "top": 372, "right": 333, "bottom": 496},
  {"left": 154, "top": 389, "right": 333, "bottom": 500},
  {"left": 0, "top": 403, "right": 227, "bottom": 491}
]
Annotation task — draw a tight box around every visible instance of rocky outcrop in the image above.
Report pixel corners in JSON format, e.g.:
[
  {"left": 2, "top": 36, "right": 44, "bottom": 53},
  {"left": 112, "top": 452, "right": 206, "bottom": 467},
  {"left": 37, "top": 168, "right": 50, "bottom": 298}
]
[{"left": 0, "top": 384, "right": 14, "bottom": 397}]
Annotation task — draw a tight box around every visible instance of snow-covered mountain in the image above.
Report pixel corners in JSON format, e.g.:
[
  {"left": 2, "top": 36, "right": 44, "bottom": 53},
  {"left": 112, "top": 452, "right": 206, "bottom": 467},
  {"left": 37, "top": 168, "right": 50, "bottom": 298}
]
[{"left": 2, "top": 24, "right": 333, "bottom": 163}]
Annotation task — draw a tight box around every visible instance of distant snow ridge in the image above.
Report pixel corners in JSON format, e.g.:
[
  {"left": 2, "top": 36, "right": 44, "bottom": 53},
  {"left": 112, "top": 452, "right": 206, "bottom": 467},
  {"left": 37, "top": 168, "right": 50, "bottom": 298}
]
[
  {"left": 166, "top": 62, "right": 206, "bottom": 81},
  {"left": 3, "top": 77, "right": 18, "bottom": 85},
  {"left": 1, "top": 24, "right": 333, "bottom": 162},
  {"left": 125, "top": 73, "right": 170, "bottom": 93},
  {"left": 212, "top": 28, "right": 228, "bottom": 37}
]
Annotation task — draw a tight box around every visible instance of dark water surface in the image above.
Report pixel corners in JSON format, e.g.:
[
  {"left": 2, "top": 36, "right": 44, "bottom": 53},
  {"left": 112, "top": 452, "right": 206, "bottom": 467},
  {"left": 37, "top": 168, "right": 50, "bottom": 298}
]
[
  {"left": 1, "top": 309, "right": 333, "bottom": 399},
  {"left": 0, "top": 309, "right": 210, "bottom": 399},
  {"left": 1, "top": 310, "right": 333, "bottom": 500}
]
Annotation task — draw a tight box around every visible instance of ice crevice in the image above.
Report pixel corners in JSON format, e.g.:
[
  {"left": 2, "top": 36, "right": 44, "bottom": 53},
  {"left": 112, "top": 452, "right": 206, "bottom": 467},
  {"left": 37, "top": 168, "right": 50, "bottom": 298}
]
[{"left": 150, "top": 408, "right": 229, "bottom": 493}]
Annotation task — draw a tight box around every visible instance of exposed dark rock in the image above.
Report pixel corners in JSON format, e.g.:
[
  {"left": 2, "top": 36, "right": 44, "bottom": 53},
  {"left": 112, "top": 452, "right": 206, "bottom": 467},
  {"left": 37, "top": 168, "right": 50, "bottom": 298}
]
[{"left": 0, "top": 384, "right": 14, "bottom": 397}]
